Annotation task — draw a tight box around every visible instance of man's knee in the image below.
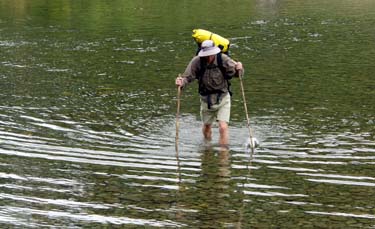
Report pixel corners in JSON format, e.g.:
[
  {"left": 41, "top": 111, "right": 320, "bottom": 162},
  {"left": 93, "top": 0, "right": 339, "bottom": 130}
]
[
  {"left": 203, "top": 124, "right": 212, "bottom": 131},
  {"left": 202, "top": 124, "right": 212, "bottom": 140},
  {"left": 218, "top": 121, "right": 228, "bottom": 133}
]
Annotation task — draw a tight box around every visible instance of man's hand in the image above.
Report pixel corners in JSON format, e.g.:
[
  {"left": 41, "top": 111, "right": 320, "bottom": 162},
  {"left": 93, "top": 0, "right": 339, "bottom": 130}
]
[
  {"left": 235, "top": 62, "right": 244, "bottom": 78},
  {"left": 175, "top": 76, "right": 184, "bottom": 87},
  {"left": 235, "top": 61, "right": 243, "bottom": 71}
]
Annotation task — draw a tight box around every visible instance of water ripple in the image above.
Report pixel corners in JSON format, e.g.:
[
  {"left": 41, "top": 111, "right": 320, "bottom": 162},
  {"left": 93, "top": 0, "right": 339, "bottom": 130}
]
[
  {"left": 306, "top": 179, "right": 375, "bottom": 187},
  {"left": 306, "top": 211, "right": 375, "bottom": 219},
  {"left": 2, "top": 207, "right": 185, "bottom": 227}
]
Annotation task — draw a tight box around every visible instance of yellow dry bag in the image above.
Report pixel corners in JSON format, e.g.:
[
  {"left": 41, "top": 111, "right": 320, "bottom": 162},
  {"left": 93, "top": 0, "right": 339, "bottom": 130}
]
[{"left": 192, "top": 29, "right": 230, "bottom": 54}]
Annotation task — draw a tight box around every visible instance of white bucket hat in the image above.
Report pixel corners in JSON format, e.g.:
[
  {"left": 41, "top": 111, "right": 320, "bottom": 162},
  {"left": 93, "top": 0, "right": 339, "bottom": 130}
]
[{"left": 198, "top": 40, "right": 221, "bottom": 57}]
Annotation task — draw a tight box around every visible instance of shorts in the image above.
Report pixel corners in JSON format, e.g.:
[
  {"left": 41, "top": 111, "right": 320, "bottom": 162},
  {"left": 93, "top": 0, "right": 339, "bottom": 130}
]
[{"left": 200, "top": 93, "right": 231, "bottom": 125}]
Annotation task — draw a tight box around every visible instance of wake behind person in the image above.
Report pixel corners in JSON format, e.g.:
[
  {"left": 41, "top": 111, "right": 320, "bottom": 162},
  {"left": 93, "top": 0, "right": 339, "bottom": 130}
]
[{"left": 175, "top": 39, "right": 244, "bottom": 148}]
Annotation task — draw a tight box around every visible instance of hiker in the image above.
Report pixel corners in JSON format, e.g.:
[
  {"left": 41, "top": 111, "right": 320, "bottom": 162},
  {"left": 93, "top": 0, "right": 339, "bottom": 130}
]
[{"left": 175, "top": 39, "right": 244, "bottom": 147}]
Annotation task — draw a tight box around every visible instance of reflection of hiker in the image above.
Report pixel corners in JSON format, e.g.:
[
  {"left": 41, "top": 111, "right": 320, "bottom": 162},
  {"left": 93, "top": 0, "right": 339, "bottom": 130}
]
[
  {"left": 195, "top": 148, "right": 238, "bottom": 227},
  {"left": 175, "top": 40, "right": 244, "bottom": 147}
]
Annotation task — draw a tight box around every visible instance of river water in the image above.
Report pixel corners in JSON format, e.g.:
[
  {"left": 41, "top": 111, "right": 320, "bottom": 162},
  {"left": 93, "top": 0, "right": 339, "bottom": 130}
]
[{"left": 0, "top": 0, "right": 374, "bottom": 228}]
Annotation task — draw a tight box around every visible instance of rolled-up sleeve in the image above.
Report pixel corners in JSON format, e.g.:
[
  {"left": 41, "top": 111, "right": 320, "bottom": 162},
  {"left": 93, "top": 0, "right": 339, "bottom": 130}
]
[
  {"left": 222, "top": 54, "right": 242, "bottom": 78},
  {"left": 180, "top": 56, "right": 201, "bottom": 86}
]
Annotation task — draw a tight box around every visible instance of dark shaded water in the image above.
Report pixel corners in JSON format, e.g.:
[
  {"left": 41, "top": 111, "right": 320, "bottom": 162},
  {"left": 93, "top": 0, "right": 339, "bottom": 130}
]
[{"left": 0, "top": 0, "right": 374, "bottom": 228}]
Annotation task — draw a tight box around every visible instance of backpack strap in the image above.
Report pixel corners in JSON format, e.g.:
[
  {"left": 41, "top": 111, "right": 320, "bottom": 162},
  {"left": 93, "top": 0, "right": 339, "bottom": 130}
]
[
  {"left": 216, "top": 54, "right": 233, "bottom": 97},
  {"left": 196, "top": 53, "right": 233, "bottom": 97},
  {"left": 197, "top": 57, "right": 207, "bottom": 96}
]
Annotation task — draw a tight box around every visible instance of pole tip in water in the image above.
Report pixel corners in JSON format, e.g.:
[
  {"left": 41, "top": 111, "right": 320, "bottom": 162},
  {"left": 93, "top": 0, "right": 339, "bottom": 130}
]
[{"left": 246, "top": 137, "right": 259, "bottom": 149}]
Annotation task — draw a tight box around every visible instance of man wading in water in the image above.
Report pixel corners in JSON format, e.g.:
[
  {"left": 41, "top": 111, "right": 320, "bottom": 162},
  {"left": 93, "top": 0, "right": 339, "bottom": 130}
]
[{"left": 175, "top": 40, "right": 244, "bottom": 148}]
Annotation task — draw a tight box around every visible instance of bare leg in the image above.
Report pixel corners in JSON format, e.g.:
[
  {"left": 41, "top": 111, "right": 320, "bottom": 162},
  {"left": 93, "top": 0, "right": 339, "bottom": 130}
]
[
  {"left": 202, "top": 124, "right": 212, "bottom": 141},
  {"left": 218, "top": 121, "right": 229, "bottom": 147}
]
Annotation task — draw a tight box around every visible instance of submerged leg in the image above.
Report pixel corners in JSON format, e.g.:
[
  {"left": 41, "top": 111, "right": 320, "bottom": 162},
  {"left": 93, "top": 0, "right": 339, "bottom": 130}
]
[{"left": 202, "top": 124, "right": 212, "bottom": 141}]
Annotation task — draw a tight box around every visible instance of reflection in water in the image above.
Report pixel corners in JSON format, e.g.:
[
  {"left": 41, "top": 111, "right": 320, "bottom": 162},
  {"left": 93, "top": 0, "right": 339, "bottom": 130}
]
[
  {"left": 0, "top": 104, "right": 374, "bottom": 227},
  {"left": 176, "top": 146, "right": 243, "bottom": 228}
]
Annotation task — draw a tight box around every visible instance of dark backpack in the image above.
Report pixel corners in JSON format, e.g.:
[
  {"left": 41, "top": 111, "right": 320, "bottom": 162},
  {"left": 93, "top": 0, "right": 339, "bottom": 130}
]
[{"left": 196, "top": 53, "right": 233, "bottom": 97}]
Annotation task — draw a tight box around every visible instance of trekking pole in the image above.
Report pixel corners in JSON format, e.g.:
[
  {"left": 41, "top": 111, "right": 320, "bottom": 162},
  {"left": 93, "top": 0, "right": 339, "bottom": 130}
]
[
  {"left": 239, "top": 71, "right": 256, "bottom": 154},
  {"left": 175, "top": 80, "right": 182, "bottom": 205},
  {"left": 175, "top": 79, "right": 182, "bottom": 153}
]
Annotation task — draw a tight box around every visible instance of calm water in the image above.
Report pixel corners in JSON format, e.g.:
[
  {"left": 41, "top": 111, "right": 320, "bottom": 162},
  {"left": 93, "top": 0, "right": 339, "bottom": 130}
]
[{"left": 0, "top": 0, "right": 374, "bottom": 228}]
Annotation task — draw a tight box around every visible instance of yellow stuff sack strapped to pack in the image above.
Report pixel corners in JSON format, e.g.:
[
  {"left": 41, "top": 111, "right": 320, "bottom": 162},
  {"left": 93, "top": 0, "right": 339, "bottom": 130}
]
[{"left": 192, "top": 29, "right": 230, "bottom": 54}]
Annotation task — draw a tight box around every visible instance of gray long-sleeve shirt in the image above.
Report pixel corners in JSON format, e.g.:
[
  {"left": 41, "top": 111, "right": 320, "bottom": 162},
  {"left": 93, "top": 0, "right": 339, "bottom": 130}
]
[{"left": 181, "top": 54, "right": 241, "bottom": 95}]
